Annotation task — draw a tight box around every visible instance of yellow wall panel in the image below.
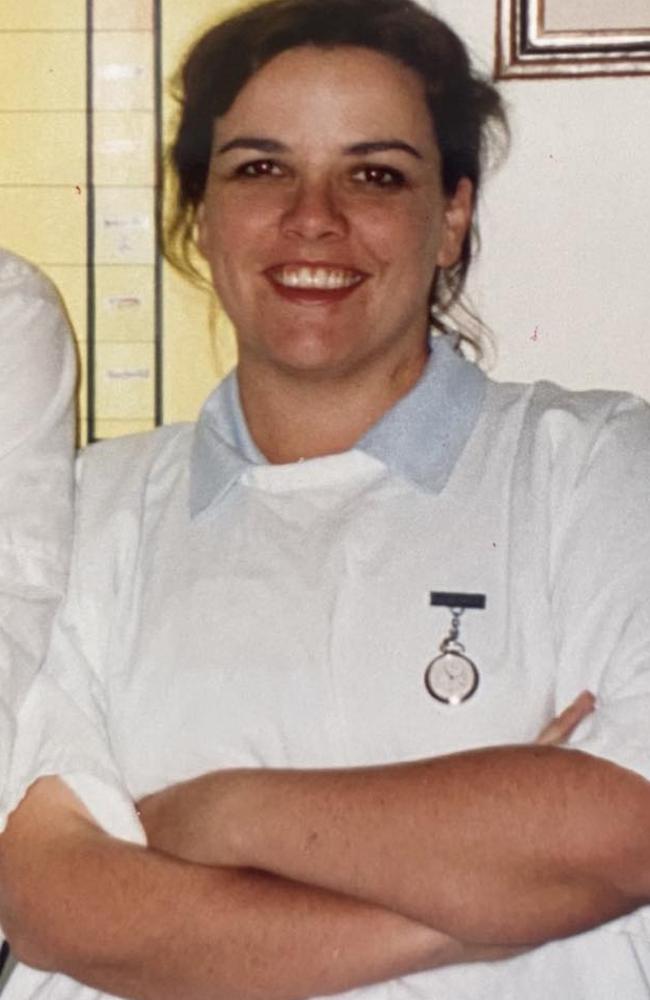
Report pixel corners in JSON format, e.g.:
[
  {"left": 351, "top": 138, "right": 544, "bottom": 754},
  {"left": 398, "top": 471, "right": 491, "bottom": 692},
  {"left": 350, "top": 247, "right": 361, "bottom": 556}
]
[
  {"left": 76, "top": 342, "right": 88, "bottom": 445},
  {"left": 94, "top": 187, "right": 155, "bottom": 266},
  {"left": 0, "top": 188, "right": 86, "bottom": 264},
  {"left": 160, "top": 0, "right": 246, "bottom": 425},
  {"left": 0, "top": 112, "right": 86, "bottom": 186},
  {"left": 94, "top": 419, "right": 155, "bottom": 438},
  {"left": 95, "top": 265, "right": 156, "bottom": 342},
  {"left": 93, "top": 33, "right": 154, "bottom": 111},
  {"left": 94, "top": 0, "right": 154, "bottom": 31},
  {"left": 161, "top": 265, "right": 233, "bottom": 425},
  {"left": 0, "top": 33, "right": 85, "bottom": 111},
  {"left": 94, "top": 111, "right": 154, "bottom": 187},
  {"left": 45, "top": 265, "right": 87, "bottom": 340},
  {"left": 95, "top": 341, "right": 155, "bottom": 420},
  {"left": 0, "top": 0, "right": 85, "bottom": 31},
  {"left": 162, "top": 0, "right": 248, "bottom": 70},
  {"left": 1, "top": 1, "right": 250, "bottom": 437}
]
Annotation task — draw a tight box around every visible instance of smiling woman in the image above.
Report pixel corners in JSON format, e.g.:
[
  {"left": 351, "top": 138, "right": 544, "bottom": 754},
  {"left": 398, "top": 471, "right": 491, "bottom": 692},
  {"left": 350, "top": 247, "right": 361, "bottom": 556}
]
[
  {"left": 2, "top": 2, "right": 650, "bottom": 1000},
  {"left": 166, "top": 0, "right": 507, "bottom": 352},
  {"left": 193, "top": 45, "right": 474, "bottom": 458},
  {"left": 163, "top": 0, "right": 505, "bottom": 460}
]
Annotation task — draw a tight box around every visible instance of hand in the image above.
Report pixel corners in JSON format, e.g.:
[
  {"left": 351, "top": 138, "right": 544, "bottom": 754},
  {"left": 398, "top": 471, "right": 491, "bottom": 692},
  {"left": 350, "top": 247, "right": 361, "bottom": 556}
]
[{"left": 535, "top": 689, "right": 595, "bottom": 746}]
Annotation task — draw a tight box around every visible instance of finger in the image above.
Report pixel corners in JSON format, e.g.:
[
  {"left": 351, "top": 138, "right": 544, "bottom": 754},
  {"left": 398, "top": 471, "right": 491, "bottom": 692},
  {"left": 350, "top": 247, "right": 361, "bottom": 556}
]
[{"left": 536, "top": 690, "right": 596, "bottom": 746}]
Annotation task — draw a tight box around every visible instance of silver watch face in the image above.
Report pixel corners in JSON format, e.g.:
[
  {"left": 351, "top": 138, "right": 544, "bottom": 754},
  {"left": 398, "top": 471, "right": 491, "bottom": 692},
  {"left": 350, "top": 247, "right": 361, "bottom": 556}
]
[{"left": 424, "top": 650, "right": 479, "bottom": 705}]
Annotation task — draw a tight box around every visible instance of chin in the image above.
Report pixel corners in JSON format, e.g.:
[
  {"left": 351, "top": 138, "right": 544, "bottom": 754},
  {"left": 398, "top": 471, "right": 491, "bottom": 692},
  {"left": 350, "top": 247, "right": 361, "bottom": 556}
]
[
  {"left": 257, "top": 327, "right": 363, "bottom": 375},
  {"left": 273, "top": 349, "right": 353, "bottom": 379}
]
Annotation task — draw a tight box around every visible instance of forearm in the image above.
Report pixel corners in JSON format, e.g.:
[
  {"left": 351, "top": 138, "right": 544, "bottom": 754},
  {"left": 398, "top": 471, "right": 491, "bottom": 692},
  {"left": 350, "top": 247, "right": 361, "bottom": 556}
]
[
  {"left": 169, "top": 747, "right": 650, "bottom": 947},
  {"left": 0, "top": 778, "right": 493, "bottom": 1000}
]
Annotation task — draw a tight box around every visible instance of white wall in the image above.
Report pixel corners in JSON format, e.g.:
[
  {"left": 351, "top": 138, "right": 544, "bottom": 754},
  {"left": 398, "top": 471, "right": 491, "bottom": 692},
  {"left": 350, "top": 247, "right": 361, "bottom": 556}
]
[{"left": 425, "top": 0, "right": 650, "bottom": 398}]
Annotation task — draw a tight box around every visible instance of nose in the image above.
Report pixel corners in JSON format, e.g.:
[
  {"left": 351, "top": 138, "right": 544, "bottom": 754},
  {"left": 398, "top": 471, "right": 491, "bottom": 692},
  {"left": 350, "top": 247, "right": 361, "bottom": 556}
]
[{"left": 281, "top": 177, "right": 347, "bottom": 241}]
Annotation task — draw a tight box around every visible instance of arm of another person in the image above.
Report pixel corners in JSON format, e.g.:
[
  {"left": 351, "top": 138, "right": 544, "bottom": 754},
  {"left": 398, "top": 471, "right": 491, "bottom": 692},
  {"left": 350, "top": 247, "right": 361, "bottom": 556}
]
[
  {"left": 0, "top": 251, "right": 75, "bottom": 826},
  {"left": 139, "top": 397, "right": 650, "bottom": 949}
]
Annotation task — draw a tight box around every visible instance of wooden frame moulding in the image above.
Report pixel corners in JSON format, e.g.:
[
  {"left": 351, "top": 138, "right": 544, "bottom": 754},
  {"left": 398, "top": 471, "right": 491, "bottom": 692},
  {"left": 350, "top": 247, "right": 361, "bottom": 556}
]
[{"left": 496, "top": 0, "right": 650, "bottom": 79}]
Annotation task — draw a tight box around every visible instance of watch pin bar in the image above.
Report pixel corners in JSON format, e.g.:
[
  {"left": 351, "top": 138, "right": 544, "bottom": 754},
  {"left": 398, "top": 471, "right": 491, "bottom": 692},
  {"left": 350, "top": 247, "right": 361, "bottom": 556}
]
[{"left": 430, "top": 592, "right": 486, "bottom": 610}]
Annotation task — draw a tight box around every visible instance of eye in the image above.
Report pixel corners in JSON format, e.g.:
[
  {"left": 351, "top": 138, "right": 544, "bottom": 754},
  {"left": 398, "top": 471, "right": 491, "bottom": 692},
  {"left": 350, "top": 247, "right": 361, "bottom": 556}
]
[
  {"left": 236, "top": 159, "right": 284, "bottom": 178},
  {"left": 351, "top": 165, "right": 406, "bottom": 188}
]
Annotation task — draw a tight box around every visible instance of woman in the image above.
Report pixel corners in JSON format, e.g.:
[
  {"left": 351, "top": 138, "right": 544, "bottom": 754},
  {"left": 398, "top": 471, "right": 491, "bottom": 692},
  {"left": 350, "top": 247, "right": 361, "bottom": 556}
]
[{"left": 1, "top": 2, "right": 649, "bottom": 998}]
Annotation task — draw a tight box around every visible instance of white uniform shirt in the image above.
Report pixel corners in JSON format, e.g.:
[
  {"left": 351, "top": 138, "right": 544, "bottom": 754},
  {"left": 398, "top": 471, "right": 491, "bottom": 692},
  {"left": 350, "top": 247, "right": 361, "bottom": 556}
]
[
  {"left": 0, "top": 249, "right": 75, "bottom": 830},
  {"left": 5, "top": 337, "right": 650, "bottom": 999}
]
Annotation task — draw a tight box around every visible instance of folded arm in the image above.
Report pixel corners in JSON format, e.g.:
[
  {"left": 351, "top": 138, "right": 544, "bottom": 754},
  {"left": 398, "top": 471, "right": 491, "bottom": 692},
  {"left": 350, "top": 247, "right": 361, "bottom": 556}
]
[
  {"left": 140, "top": 740, "right": 650, "bottom": 949},
  {"left": 0, "top": 777, "right": 520, "bottom": 1000}
]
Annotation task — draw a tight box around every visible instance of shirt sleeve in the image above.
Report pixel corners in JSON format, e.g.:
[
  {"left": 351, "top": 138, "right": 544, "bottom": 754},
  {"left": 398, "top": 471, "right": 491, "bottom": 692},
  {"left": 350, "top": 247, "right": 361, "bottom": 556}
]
[
  {"left": 4, "top": 608, "right": 145, "bottom": 845},
  {"left": 0, "top": 251, "right": 76, "bottom": 828},
  {"left": 549, "top": 391, "right": 650, "bottom": 941},
  {"left": 2, "top": 445, "right": 145, "bottom": 844}
]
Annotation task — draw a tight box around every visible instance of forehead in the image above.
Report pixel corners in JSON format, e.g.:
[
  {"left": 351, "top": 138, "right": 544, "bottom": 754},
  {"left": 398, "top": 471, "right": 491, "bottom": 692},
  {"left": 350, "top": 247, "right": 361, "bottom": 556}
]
[{"left": 214, "top": 45, "right": 437, "bottom": 150}]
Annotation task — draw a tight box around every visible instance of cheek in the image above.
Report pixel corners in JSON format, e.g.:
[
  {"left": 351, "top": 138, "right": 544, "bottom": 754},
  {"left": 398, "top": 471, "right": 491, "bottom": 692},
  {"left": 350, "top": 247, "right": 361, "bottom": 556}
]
[
  {"left": 199, "top": 210, "right": 274, "bottom": 317},
  {"left": 198, "top": 206, "right": 251, "bottom": 281},
  {"left": 223, "top": 188, "right": 286, "bottom": 233},
  {"left": 359, "top": 204, "right": 444, "bottom": 312},
  {"left": 401, "top": 206, "right": 446, "bottom": 285},
  {"left": 200, "top": 190, "right": 267, "bottom": 245},
  {"left": 355, "top": 200, "right": 442, "bottom": 264}
]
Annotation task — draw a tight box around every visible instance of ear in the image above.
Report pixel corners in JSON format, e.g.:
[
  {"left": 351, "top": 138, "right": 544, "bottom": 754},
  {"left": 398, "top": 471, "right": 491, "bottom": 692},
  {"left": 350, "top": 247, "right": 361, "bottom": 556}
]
[{"left": 436, "top": 177, "right": 474, "bottom": 269}]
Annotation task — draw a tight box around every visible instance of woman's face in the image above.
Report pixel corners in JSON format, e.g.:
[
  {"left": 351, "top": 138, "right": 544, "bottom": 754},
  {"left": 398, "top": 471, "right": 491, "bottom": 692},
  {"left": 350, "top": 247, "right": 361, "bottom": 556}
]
[{"left": 197, "top": 45, "right": 472, "bottom": 381}]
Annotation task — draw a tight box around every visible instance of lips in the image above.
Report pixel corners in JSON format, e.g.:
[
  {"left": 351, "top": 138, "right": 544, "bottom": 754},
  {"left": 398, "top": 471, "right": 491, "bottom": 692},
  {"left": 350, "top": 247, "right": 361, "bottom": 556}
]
[{"left": 264, "top": 262, "right": 368, "bottom": 303}]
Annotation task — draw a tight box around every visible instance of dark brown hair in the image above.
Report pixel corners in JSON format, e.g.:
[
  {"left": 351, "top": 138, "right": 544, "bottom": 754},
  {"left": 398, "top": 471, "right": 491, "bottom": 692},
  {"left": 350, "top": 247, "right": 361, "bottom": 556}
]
[{"left": 165, "top": 0, "right": 507, "bottom": 346}]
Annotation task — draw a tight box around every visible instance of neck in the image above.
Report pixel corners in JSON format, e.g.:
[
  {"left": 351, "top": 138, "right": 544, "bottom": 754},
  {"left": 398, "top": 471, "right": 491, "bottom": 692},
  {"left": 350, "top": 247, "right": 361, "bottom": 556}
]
[{"left": 237, "top": 344, "right": 429, "bottom": 464}]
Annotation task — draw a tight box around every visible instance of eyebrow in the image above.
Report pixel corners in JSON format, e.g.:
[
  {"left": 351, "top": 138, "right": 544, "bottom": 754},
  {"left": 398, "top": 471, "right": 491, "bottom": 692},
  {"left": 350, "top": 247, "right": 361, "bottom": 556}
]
[
  {"left": 343, "top": 140, "right": 423, "bottom": 160},
  {"left": 215, "top": 137, "right": 423, "bottom": 159},
  {"left": 215, "top": 137, "right": 287, "bottom": 155}
]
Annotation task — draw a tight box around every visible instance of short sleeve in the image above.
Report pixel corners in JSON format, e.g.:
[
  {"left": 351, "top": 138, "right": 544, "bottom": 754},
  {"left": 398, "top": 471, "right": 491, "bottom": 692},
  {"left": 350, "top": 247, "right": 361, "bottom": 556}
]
[
  {"left": 2, "top": 446, "right": 144, "bottom": 845},
  {"left": 549, "top": 393, "right": 650, "bottom": 773},
  {"left": 549, "top": 392, "right": 650, "bottom": 940},
  {"left": 4, "top": 613, "right": 145, "bottom": 845},
  {"left": 0, "top": 252, "right": 76, "bottom": 826}
]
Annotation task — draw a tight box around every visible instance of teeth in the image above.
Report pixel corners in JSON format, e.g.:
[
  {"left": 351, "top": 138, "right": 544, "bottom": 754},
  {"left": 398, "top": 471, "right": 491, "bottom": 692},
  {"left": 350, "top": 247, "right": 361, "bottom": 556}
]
[{"left": 273, "top": 266, "right": 363, "bottom": 290}]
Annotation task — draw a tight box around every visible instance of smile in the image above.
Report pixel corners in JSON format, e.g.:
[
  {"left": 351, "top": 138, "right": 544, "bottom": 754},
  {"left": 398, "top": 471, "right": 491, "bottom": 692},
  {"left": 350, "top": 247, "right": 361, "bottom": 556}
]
[{"left": 267, "top": 265, "right": 366, "bottom": 290}]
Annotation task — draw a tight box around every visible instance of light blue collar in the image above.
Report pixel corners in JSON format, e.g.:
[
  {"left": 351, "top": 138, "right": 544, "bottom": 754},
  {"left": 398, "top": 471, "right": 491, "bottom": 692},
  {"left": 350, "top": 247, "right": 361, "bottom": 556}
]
[{"left": 190, "top": 336, "right": 486, "bottom": 518}]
